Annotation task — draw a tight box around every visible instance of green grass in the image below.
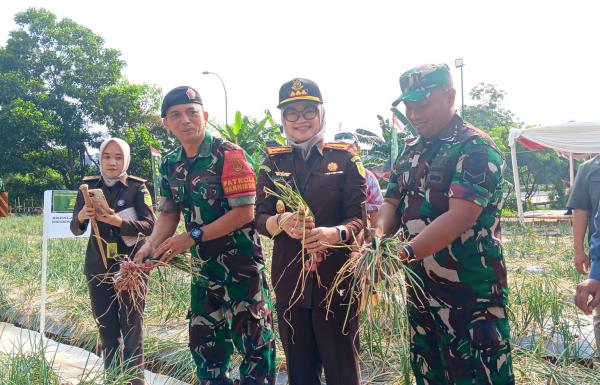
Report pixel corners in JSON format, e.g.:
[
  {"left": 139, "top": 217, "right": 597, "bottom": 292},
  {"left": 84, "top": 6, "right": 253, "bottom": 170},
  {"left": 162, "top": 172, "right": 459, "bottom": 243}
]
[
  {"left": 0, "top": 350, "right": 61, "bottom": 385},
  {"left": 0, "top": 347, "right": 140, "bottom": 385},
  {"left": 0, "top": 216, "right": 598, "bottom": 384}
]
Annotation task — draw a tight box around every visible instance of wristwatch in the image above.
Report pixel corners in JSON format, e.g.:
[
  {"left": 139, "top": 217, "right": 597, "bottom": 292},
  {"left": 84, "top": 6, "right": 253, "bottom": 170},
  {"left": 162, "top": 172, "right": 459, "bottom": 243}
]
[
  {"left": 402, "top": 243, "right": 416, "bottom": 262},
  {"left": 336, "top": 225, "right": 348, "bottom": 243},
  {"left": 190, "top": 226, "right": 204, "bottom": 246}
]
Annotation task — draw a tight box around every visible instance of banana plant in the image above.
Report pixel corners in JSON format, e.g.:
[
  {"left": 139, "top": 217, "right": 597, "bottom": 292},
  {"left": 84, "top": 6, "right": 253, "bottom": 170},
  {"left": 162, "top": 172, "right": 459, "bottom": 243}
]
[
  {"left": 209, "top": 110, "right": 285, "bottom": 164},
  {"left": 355, "top": 115, "right": 411, "bottom": 169}
]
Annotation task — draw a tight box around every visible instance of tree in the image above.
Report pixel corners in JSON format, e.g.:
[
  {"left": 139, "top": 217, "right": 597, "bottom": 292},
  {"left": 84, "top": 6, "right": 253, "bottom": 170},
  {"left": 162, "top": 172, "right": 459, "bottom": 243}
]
[
  {"left": 209, "top": 110, "right": 285, "bottom": 166},
  {"left": 0, "top": 8, "right": 172, "bottom": 203},
  {"left": 116, "top": 125, "right": 162, "bottom": 184},
  {"left": 4, "top": 168, "right": 64, "bottom": 207},
  {"left": 0, "top": 7, "right": 124, "bottom": 189},
  {"left": 0, "top": 98, "right": 59, "bottom": 176},
  {"left": 463, "top": 83, "right": 568, "bottom": 210},
  {"left": 355, "top": 115, "right": 409, "bottom": 169},
  {"left": 464, "top": 83, "right": 517, "bottom": 131},
  {"left": 95, "top": 82, "right": 163, "bottom": 131}
]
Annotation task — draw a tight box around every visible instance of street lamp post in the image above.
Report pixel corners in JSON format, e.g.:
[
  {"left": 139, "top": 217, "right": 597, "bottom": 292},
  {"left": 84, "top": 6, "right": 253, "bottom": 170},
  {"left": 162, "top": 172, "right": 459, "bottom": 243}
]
[
  {"left": 454, "top": 58, "right": 465, "bottom": 116},
  {"left": 202, "top": 71, "right": 229, "bottom": 127}
]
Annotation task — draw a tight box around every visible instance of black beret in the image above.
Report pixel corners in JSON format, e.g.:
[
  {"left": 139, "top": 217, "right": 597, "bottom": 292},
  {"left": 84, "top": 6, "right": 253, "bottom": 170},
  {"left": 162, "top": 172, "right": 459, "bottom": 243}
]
[{"left": 161, "top": 86, "right": 203, "bottom": 118}]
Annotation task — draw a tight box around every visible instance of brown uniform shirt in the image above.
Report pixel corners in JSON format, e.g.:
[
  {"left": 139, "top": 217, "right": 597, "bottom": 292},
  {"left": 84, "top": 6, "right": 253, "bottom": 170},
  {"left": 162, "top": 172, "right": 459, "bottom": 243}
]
[
  {"left": 70, "top": 176, "right": 155, "bottom": 275},
  {"left": 255, "top": 143, "right": 366, "bottom": 308}
]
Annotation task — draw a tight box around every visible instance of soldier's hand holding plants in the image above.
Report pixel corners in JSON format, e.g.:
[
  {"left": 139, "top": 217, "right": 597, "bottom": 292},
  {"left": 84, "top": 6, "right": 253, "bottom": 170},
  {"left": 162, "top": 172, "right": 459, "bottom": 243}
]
[
  {"left": 155, "top": 233, "right": 195, "bottom": 264},
  {"left": 133, "top": 242, "right": 155, "bottom": 267}
]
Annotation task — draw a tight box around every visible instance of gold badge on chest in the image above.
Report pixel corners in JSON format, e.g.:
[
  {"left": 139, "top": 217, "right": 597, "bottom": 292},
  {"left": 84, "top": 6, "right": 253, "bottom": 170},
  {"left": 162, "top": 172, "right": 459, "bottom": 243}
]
[
  {"left": 327, "top": 162, "right": 338, "bottom": 172},
  {"left": 276, "top": 200, "right": 286, "bottom": 213}
]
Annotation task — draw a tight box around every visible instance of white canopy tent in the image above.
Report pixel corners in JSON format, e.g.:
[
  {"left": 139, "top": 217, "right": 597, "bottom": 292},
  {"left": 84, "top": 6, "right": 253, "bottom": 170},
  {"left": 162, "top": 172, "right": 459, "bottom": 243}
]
[{"left": 508, "top": 122, "right": 600, "bottom": 221}]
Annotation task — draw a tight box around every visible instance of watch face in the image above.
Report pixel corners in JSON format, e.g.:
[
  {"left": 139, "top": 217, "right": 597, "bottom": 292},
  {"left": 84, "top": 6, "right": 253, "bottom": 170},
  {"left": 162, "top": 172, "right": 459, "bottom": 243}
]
[
  {"left": 191, "top": 228, "right": 201, "bottom": 238},
  {"left": 338, "top": 226, "right": 346, "bottom": 241}
]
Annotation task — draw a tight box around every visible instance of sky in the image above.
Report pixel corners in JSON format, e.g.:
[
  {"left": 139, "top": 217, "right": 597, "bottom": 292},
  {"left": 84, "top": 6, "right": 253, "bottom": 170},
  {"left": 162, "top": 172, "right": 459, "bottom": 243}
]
[{"left": 1, "top": 0, "right": 599, "bottom": 139}]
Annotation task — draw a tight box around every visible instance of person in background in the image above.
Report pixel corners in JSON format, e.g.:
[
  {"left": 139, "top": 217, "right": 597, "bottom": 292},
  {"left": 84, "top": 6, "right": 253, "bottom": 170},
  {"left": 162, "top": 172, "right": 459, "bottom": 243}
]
[
  {"left": 334, "top": 131, "right": 383, "bottom": 225},
  {"left": 568, "top": 154, "right": 600, "bottom": 350},
  {"left": 575, "top": 203, "right": 600, "bottom": 352}
]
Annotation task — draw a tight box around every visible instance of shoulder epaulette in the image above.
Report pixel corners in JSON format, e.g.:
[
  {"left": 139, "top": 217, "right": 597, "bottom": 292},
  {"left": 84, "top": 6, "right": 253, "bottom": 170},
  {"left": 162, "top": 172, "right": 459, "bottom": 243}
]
[
  {"left": 82, "top": 175, "right": 101, "bottom": 182},
  {"left": 458, "top": 125, "right": 497, "bottom": 149},
  {"left": 266, "top": 146, "right": 293, "bottom": 156},
  {"left": 217, "top": 140, "right": 242, "bottom": 154},
  {"left": 213, "top": 136, "right": 227, "bottom": 150},
  {"left": 324, "top": 142, "right": 356, "bottom": 154},
  {"left": 127, "top": 175, "right": 147, "bottom": 183},
  {"left": 462, "top": 124, "right": 490, "bottom": 139}
]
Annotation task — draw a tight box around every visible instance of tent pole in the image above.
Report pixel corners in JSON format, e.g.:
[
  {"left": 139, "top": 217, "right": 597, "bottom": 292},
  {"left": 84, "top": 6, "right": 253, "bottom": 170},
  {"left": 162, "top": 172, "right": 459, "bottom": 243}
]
[
  {"left": 510, "top": 140, "right": 524, "bottom": 223},
  {"left": 569, "top": 152, "right": 575, "bottom": 187}
]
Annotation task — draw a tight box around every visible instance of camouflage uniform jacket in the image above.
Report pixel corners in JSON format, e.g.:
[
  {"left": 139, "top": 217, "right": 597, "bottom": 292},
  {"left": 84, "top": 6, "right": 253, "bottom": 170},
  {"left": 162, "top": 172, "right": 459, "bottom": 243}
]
[
  {"left": 159, "top": 131, "right": 264, "bottom": 286},
  {"left": 385, "top": 114, "right": 508, "bottom": 309}
]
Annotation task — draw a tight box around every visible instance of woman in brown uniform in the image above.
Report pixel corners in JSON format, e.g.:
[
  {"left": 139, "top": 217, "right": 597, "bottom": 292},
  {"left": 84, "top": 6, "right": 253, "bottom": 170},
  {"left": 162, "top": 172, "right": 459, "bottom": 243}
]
[
  {"left": 255, "top": 78, "right": 366, "bottom": 385},
  {"left": 70, "top": 138, "right": 155, "bottom": 384}
]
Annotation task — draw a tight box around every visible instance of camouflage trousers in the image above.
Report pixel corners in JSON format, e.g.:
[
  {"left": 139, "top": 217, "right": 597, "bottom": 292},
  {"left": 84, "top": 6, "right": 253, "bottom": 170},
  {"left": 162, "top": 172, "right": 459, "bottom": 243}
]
[
  {"left": 189, "top": 271, "right": 276, "bottom": 385},
  {"left": 408, "top": 303, "right": 514, "bottom": 385}
]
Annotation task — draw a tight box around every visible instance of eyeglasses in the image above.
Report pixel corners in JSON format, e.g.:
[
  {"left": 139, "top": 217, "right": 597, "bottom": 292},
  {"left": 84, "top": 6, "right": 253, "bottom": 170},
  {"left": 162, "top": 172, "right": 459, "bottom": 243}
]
[{"left": 282, "top": 106, "right": 318, "bottom": 122}]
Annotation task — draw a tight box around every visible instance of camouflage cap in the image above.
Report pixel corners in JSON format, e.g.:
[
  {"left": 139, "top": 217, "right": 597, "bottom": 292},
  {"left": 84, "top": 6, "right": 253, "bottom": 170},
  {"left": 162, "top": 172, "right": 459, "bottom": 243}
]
[
  {"left": 278, "top": 78, "right": 323, "bottom": 109},
  {"left": 392, "top": 64, "right": 452, "bottom": 106}
]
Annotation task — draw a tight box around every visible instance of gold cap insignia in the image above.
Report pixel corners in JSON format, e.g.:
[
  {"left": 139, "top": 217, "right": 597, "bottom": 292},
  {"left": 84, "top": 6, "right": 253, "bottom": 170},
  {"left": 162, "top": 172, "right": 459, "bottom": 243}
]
[{"left": 290, "top": 79, "right": 309, "bottom": 98}]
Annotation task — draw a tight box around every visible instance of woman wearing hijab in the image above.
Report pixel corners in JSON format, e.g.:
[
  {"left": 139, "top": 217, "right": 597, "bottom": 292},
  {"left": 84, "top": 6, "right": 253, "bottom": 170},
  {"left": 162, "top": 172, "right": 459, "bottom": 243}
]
[
  {"left": 255, "top": 78, "right": 367, "bottom": 385},
  {"left": 70, "top": 138, "right": 155, "bottom": 384}
]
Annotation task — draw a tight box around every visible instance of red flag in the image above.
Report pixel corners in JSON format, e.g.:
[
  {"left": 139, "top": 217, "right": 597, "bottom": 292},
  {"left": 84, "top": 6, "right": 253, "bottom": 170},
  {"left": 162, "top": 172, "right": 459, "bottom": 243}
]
[
  {"left": 392, "top": 115, "right": 405, "bottom": 132},
  {"left": 517, "top": 137, "right": 546, "bottom": 151},
  {"left": 150, "top": 146, "right": 161, "bottom": 157}
]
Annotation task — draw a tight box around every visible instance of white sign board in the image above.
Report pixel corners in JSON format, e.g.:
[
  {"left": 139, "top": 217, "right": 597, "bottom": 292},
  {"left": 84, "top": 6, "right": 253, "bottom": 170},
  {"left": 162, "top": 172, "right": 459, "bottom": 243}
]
[
  {"left": 43, "top": 190, "right": 90, "bottom": 239},
  {"left": 40, "top": 190, "right": 90, "bottom": 336}
]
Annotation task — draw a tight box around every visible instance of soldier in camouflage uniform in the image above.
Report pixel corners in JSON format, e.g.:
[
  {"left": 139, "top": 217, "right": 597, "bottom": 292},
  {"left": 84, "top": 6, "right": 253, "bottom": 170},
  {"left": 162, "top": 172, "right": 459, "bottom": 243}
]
[
  {"left": 378, "top": 64, "right": 514, "bottom": 385},
  {"left": 134, "top": 86, "right": 276, "bottom": 385}
]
